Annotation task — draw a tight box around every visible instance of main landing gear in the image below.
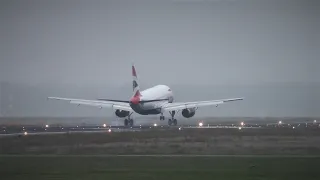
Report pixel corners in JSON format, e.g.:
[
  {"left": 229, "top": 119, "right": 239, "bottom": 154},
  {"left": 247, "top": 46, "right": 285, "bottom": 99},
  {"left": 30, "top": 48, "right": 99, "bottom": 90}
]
[
  {"left": 160, "top": 113, "right": 165, "bottom": 121},
  {"left": 124, "top": 112, "right": 134, "bottom": 127},
  {"left": 160, "top": 111, "right": 177, "bottom": 126},
  {"left": 168, "top": 111, "right": 177, "bottom": 126}
]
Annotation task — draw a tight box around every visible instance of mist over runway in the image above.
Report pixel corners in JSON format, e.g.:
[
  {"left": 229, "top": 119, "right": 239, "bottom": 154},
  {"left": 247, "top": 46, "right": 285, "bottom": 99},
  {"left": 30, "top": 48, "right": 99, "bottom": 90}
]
[
  {"left": 1, "top": 0, "right": 320, "bottom": 119},
  {"left": 1, "top": 82, "right": 320, "bottom": 118}
]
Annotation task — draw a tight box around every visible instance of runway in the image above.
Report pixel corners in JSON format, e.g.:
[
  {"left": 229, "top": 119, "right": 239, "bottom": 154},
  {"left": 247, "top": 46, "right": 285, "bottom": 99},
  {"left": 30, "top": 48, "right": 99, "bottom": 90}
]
[
  {"left": 0, "top": 117, "right": 318, "bottom": 137},
  {"left": 1, "top": 119, "right": 320, "bottom": 156},
  {"left": 0, "top": 125, "right": 144, "bottom": 136}
]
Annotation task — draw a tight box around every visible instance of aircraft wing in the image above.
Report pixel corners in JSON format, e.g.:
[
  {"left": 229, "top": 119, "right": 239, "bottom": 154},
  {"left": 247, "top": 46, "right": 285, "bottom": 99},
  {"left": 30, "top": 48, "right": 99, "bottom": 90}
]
[
  {"left": 47, "top": 97, "right": 133, "bottom": 112},
  {"left": 161, "top": 97, "right": 244, "bottom": 111}
]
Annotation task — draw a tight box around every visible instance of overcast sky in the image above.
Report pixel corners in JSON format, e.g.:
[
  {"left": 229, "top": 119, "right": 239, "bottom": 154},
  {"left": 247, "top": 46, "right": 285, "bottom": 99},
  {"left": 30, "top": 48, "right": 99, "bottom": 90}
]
[
  {"left": 0, "top": 0, "right": 319, "bottom": 117},
  {"left": 0, "top": 0, "right": 319, "bottom": 86}
]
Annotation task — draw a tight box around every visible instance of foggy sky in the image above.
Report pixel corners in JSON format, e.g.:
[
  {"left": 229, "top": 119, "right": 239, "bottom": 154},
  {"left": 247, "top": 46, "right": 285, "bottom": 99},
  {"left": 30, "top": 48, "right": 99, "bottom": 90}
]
[{"left": 0, "top": 0, "right": 319, "bottom": 117}]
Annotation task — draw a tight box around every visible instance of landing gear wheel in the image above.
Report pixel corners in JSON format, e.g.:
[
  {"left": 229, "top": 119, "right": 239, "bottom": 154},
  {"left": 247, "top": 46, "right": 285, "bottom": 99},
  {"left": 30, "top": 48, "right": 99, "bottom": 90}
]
[
  {"left": 160, "top": 116, "right": 165, "bottom": 121},
  {"left": 124, "top": 112, "right": 134, "bottom": 127},
  {"left": 173, "top": 119, "right": 177, "bottom": 126},
  {"left": 168, "top": 111, "right": 178, "bottom": 126},
  {"left": 124, "top": 119, "right": 129, "bottom": 126},
  {"left": 128, "top": 119, "right": 134, "bottom": 127}
]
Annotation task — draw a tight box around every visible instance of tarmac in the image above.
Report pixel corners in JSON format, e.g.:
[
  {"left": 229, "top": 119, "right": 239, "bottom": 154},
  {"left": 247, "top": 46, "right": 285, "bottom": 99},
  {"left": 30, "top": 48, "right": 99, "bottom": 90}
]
[{"left": 0, "top": 117, "right": 318, "bottom": 137}]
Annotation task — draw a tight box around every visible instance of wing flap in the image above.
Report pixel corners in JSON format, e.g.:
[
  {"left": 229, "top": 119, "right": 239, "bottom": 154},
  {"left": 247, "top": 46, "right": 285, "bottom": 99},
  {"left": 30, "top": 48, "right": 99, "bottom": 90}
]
[
  {"left": 162, "top": 97, "right": 243, "bottom": 111},
  {"left": 48, "top": 97, "right": 133, "bottom": 112}
]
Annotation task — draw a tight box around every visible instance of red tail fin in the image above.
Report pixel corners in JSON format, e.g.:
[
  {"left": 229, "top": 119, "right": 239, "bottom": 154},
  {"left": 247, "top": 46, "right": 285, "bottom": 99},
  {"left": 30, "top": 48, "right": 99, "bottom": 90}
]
[{"left": 132, "top": 64, "right": 141, "bottom": 97}]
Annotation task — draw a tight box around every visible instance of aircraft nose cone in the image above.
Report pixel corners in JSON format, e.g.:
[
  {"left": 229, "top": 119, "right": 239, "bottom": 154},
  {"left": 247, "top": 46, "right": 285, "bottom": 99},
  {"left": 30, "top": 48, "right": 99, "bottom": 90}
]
[{"left": 130, "top": 96, "right": 140, "bottom": 104}]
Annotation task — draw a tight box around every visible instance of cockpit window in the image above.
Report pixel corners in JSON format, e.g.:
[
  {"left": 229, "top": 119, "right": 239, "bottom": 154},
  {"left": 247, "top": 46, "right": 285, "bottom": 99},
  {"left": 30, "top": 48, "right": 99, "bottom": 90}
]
[{"left": 168, "top": 89, "right": 171, "bottom": 91}]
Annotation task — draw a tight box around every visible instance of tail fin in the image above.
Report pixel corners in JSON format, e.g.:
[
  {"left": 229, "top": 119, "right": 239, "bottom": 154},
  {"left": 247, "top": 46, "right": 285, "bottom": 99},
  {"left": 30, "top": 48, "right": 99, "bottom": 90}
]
[{"left": 132, "top": 64, "right": 141, "bottom": 97}]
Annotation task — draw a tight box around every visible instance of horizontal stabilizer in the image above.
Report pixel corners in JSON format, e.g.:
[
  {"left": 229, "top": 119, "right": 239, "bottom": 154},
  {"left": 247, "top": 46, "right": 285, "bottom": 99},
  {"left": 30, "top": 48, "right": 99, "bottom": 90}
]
[
  {"left": 97, "top": 98, "right": 169, "bottom": 103},
  {"left": 96, "top": 99, "right": 130, "bottom": 103},
  {"left": 140, "top": 98, "right": 169, "bottom": 103}
]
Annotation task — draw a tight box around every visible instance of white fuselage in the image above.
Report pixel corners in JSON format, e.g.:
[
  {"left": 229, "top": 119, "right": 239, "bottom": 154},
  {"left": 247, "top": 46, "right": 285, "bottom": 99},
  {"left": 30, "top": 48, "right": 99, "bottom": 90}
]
[{"left": 130, "top": 85, "right": 173, "bottom": 115}]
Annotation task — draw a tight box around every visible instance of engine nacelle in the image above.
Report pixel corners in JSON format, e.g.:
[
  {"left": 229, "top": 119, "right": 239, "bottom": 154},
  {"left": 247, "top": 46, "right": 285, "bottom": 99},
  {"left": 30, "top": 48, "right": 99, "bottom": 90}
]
[
  {"left": 181, "top": 108, "right": 196, "bottom": 118},
  {"left": 115, "top": 109, "right": 130, "bottom": 118}
]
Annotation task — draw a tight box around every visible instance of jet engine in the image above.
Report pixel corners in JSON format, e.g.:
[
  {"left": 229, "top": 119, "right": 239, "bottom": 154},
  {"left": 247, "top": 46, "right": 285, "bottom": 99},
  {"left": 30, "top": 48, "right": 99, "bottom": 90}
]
[
  {"left": 115, "top": 109, "right": 130, "bottom": 118},
  {"left": 182, "top": 108, "right": 196, "bottom": 118}
]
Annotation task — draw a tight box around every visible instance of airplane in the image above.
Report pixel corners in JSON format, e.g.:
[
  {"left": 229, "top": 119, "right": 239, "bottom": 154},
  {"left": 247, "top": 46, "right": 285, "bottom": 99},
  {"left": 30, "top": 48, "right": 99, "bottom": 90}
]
[{"left": 48, "top": 64, "right": 244, "bottom": 126}]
